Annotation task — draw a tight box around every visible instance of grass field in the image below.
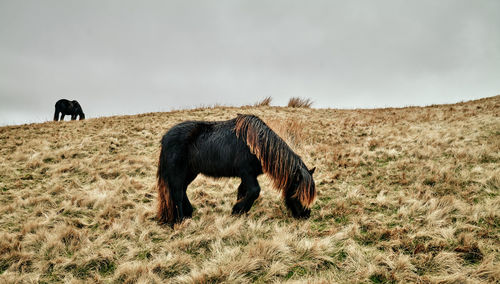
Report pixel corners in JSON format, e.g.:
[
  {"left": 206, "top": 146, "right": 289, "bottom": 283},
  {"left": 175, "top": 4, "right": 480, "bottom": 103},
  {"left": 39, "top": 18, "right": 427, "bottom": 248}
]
[{"left": 0, "top": 96, "right": 499, "bottom": 283}]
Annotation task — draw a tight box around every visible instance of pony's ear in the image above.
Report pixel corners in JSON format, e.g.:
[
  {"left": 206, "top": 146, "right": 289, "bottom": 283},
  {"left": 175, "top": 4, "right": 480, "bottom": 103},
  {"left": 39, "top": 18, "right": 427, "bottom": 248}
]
[{"left": 308, "top": 167, "right": 316, "bottom": 175}]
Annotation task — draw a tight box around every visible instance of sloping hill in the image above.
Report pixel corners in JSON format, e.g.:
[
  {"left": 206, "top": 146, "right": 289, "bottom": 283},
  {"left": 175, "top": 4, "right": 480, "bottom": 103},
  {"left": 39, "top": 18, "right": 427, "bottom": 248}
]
[{"left": 1, "top": 96, "right": 499, "bottom": 283}]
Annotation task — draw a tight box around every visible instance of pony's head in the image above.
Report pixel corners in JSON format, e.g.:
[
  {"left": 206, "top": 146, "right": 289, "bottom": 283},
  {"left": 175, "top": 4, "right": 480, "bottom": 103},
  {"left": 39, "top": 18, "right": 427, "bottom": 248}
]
[
  {"left": 284, "top": 166, "right": 316, "bottom": 219},
  {"left": 72, "top": 100, "right": 85, "bottom": 120},
  {"left": 234, "top": 114, "right": 317, "bottom": 219}
]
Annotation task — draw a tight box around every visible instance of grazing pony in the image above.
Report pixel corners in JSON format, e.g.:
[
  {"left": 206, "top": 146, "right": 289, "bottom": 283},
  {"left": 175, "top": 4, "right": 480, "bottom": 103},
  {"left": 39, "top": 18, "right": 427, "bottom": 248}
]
[
  {"left": 157, "top": 114, "right": 316, "bottom": 226},
  {"left": 54, "top": 99, "right": 85, "bottom": 121}
]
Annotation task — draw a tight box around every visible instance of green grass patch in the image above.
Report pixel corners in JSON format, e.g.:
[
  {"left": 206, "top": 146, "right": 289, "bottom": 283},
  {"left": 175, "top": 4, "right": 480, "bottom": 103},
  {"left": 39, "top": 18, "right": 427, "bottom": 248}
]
[
  {"left": 286, "top": 266, "right": 307, "bottom": 279},
  {"left": 136, "top": 250, "right": 152, "bottom": 260},
  {"left": 69, "top": 258, "right": 116, "bottom": 279},
  {"left": 369, "top": 273, "right": 392, "bottom": 283},
  {"left": 0, "top": 259, "right": 10, "bottom": 274},
  {"left": 42, "top": 157, "right": 56, "bottom": 164}
]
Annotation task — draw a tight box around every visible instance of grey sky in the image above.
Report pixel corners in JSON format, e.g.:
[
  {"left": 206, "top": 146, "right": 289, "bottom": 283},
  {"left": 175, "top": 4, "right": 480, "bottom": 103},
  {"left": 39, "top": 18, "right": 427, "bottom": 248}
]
[{"left": 0, "top": 0, "right": 499, "bottom": 125}]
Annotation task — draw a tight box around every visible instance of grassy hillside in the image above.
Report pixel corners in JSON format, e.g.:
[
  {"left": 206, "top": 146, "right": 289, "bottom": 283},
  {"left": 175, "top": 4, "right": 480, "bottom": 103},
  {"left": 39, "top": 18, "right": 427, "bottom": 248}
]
[{"left": 0, "top": 96, "right": 499, "bottom": 283}]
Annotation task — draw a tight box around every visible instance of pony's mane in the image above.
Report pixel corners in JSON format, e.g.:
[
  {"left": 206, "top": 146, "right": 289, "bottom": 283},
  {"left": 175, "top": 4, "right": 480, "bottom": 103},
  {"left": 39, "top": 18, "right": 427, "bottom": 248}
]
[{"left": 235, "top": 114, "right": 316, "bottom": 207}]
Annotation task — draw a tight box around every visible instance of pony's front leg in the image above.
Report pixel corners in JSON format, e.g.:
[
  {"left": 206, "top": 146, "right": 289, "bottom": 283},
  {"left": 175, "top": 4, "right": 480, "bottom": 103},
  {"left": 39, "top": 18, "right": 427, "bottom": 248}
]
[
  {"left": 182, "top": 191, "right": 193, "bottom": 218},
  {"left": 236, "top": 181, "right": 247, "bottom": 201},
  {"left": 232, "top": 176, "right": 261, "bottom": 215}
]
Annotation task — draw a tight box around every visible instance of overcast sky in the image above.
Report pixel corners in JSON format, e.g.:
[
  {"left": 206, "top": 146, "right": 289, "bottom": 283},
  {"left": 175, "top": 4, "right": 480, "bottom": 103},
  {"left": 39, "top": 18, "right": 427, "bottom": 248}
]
[{"left": 0, "top": 0, "right": 499, "bottom": 125}]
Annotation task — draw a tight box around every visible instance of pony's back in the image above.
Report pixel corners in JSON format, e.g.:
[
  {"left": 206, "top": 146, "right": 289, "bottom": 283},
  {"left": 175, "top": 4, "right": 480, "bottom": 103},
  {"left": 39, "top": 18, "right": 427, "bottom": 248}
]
[
  {"left": 160, "top": 119, "right": 262, "bottom": 178},
  {"left": 55, "top": 99, "right": 70, "bottom": 108}
]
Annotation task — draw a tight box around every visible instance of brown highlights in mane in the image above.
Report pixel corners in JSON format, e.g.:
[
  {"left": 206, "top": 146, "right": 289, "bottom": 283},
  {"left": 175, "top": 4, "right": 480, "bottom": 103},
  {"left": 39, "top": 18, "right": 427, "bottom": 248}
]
[{"left": 235, "top": 114, "right": 316, "bottom": 207}]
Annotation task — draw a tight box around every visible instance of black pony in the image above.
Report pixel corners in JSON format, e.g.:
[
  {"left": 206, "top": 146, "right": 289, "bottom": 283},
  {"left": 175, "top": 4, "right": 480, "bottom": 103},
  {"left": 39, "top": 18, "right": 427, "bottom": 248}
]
[
  {"left": 54, "top": 99, "right": 85, "bottom": 121},
  {"left": 157, "top": 114, "right": 316, "bottom": 226}
]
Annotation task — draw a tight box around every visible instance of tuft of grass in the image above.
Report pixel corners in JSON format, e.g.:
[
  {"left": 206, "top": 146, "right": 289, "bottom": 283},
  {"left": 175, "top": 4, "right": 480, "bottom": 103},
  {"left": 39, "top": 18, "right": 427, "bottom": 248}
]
[
  {"left": 254, "top": 96, "right": 273, "bottom": 107},
  {"left": 0, "top": 259, "right": 9, "bottom": 274},
  {"left": 67, "top": 258, "right": 116, "bottom": 279},
  {"left": 287, "top": 97, "right": 313, "bottom": 108}
]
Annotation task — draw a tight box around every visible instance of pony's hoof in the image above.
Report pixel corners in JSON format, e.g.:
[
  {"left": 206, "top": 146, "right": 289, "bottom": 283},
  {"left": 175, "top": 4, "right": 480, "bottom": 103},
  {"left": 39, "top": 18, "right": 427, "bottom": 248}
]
[
  {"left": 158, "top": 220, "right": 175, "bottom": 228},
  {"left": 231, "top": 204, "right": 245, "bottom": 215}
]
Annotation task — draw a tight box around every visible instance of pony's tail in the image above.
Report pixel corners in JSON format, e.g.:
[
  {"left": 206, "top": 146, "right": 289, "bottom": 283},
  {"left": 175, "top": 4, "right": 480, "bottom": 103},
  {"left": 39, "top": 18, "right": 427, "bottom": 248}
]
[{"left": 157, "top": 142, "right": 174, "bottom": 224}]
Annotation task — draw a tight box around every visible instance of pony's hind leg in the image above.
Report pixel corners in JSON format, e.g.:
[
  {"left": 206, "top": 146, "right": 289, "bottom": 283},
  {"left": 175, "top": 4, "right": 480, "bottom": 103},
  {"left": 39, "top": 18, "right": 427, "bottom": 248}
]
[
  {"left": 182, "top": 172, "right": 197, "bottom": 218},
  {"left": 169, "top": 182, "right": 184, "bottom": 223},
  {"left": 170, "top": 170, "right": 197, "bottom": 222},
  {"left": 232, "top": 175, "right": 261, "bottom": 215},
  {"left": 53, "top": 110, "right": 60, "bottom": 121}
]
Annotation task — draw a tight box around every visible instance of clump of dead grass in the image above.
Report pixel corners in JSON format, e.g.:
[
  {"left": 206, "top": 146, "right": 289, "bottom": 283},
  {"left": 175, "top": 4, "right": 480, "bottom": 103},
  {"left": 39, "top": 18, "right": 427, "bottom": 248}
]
[
  {"left": 254, "top": 96, "right": 273, "bottom": 107},
  {"left": 266, "top": 117, "right": 306, "bottom": 147},
  {"left": 287, "top": 97, "right": 313, "bottom": 108}
]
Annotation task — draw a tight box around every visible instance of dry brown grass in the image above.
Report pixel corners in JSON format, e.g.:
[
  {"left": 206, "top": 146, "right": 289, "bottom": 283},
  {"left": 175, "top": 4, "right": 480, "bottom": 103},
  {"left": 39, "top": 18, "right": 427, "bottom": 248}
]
[
  {"left": 1, "top": 96, "right": 499, "bottom": 283},
  {"left": 287, "top": 97, "right": 313, "bottom": 108},
  {"left": 254, "top": 96, "right": 273, "bottom": 107}
]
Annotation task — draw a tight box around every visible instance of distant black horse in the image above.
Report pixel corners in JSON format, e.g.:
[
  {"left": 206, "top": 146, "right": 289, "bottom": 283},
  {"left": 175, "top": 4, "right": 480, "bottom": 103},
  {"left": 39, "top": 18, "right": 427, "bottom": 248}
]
[
  {"left": 54, "top": 99, "right": 85, "bottom": 121},
  {"left": 157, "top": 114, "right": 316, "bottom": 226}
]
